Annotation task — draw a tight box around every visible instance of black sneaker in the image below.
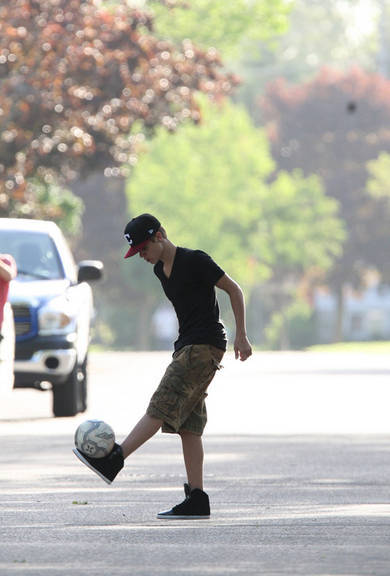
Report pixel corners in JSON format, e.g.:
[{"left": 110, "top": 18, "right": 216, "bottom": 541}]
[
  {"left": 157, "top": 483, "right": 211, "bottom": 519},
  {"left": 73, "top": 443, "right": 124, "bottom": 485}
]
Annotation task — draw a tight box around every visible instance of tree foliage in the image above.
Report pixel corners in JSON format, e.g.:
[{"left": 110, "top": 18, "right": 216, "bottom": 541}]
[
  {"left": 366, "top": 152, "right": 390, "bottom": 281},
  {"left": 0, "top": 0, "right": 237, "bottom": 218},
  {"left": 367, "top": 152, "right": 390, "bottom": 200},
  {"left": 127, "top": 99, "right": 344, "bottom": 288},
  {"left": 236, "top": 0, "right": 379, "bottom": 122},
  {"left": 30, "top": 179, "right": 84, "bottom": 237},
  {"left": 148, "top": 0, "right": 292, "bottom": 57},
  {"left": 261, "top": 66, "right": 390, "bottom": 291},
  {"left": 258, "top": 171, "right": 345, "bottom": 283}
]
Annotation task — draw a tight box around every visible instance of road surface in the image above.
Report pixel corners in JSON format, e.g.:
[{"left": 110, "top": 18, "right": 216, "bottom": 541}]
[
  {"left": 1, "top": 350, "right": 390, "bottom": 434},
  {"left": 0, "top": 351, "right": 389, "bottom": 575}
]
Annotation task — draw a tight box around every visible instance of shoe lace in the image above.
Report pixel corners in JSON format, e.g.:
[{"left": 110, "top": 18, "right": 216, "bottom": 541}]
[
  {"left": 184, "top": 483, "right": 191, "bottom": 499},
  {"left": 171, "top": 484, "right": 192, "bottom": 513}
]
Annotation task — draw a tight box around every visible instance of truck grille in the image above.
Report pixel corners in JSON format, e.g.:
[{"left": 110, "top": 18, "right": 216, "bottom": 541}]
[{"left": 12, "top": 304, "right": 33, "bottom": 337}]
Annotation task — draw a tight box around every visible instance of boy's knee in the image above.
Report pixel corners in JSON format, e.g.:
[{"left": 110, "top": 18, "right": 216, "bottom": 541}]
[{"left": 179, "top": 429, "right": 202, "bottom": 440}]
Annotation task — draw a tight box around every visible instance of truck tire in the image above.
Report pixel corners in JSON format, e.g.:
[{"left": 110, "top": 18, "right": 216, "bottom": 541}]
[
  {"left": 52, "top": 359, "right": 87, "bottom": 417},
  {"left": 80, "top": 355, "right": 88, "bottom": 413}
]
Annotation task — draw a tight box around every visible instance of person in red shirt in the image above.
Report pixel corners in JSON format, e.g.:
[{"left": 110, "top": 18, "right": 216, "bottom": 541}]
[{"left": 0, "top": 254, "right": 17, "bottom": 337}]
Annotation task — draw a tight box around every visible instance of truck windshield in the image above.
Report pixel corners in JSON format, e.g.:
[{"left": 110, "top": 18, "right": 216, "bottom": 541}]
[{"left": 0, "top": 230, "right": 64, "bottom": 280}]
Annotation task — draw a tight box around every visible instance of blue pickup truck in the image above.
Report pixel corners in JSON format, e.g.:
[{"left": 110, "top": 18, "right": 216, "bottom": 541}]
[{"left": 0, "top": 218, "right": 103, "bottom": 417}]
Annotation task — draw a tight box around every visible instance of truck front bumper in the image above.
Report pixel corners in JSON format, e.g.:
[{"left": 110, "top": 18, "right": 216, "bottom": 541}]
[
  {"left": 14, "top": 335, "right": 78, "bottom": 388},
  {"left": 15, "top": 349, "right": 77, "bottom": 375}
]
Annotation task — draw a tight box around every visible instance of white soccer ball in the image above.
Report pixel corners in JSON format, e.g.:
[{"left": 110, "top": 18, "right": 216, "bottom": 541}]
[{"left": 74, "top": 420, "right": 115, "bottom": 459}]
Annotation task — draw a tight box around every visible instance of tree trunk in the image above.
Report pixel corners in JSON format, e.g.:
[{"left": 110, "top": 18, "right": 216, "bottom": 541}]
[
  {"left": 71, "top": 172, "right": 127, "bottom": 267},
  {"left": 137, "top": 293, "right": 154, "bottom": 350},
  {"left": 279, "top": 306, "right": 290, "bottom": 350},
  {"left": 334, "top": 282, "right": 344, "bottom": 342}
]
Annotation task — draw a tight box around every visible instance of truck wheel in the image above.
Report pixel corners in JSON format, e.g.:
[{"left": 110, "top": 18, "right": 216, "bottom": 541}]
[
  {"left": 80, "top": 355, "right": 88, "bottom": 413},
  {"left": 52, "top": 360, "right": 87, "bottom": 417}
]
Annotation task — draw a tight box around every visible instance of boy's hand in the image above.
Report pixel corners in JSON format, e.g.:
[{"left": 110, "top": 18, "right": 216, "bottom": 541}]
[{"left": 234, "top": 334, "right": 252, "bottom": 362}]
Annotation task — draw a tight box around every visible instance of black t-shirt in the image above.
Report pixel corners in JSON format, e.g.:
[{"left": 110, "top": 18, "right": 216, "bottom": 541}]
[{"left": 154, "top": 247, "right": 227, "bottom": 352}]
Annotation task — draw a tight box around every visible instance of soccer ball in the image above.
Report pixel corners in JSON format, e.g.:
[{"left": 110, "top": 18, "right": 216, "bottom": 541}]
[{"left": 74, "top": 420, "right": 115, "bottom": 459}]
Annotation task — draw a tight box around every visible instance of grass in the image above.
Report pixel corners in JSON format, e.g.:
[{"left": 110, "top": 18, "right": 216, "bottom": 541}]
[{"left": 305, "top": 341, "right": 390, "bottom": 353}]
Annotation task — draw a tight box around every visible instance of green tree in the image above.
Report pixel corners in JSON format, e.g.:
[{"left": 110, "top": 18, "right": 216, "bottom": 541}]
[
  {"left": 126, "top": 100, "right": 345, "bottom": 345},
  {"left": 366, "top": 152, "right": 390, "bottom": 282},
  {"left": 367, "top": 152, "right": 390, "bottom": 200},
  {"left": 264, "top": 298, "right": 315, "bottom": 350},
  {"left": 128, "top": 100, "right": 273, "bottom": 286},
  {"left": 30, "top": 180, "right": 84, "bottom": 239},
  {"left": 148, "top": 0, "right": 292, "bottom": 57},
  {"left": 85, "top": 0, "right": 295, "bottom": 349}
]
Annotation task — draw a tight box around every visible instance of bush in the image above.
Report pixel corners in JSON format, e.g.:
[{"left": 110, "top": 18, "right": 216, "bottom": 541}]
[{"left": 265, "top": 299, "right": 316, "bottom": 350}]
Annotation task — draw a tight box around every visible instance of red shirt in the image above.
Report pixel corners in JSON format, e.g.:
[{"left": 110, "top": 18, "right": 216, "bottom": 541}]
[{"left": 0, "top": 255, "right": 16, "bottom": 330}]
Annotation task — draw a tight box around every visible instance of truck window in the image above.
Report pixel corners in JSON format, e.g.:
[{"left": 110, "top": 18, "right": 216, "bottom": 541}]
[{"left": 0, "top": 231, "right": 64, "bottom": 280}]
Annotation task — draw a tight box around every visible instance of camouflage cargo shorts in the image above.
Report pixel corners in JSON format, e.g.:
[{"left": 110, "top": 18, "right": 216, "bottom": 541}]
[{"left": 146, "top": 344, "right": 224, "bottom": 436}]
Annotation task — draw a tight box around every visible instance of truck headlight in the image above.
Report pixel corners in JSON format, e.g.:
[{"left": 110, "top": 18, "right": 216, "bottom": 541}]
[{"left": 38, "top": 296, "right": 77, "bottom": 335}]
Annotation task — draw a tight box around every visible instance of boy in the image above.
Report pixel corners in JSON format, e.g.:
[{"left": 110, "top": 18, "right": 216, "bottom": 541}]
[{"left": 74, "top": 214, "right": 252, "bottom": 518}]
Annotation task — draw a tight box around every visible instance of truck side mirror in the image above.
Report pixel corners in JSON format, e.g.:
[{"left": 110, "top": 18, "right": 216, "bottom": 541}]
[{"left": 77, "top": 260, "right": 104, "bottom": 283}]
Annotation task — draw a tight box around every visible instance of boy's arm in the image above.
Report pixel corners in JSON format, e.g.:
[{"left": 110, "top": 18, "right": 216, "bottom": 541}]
[
  {"left": 0, "top": 255, "right": 17, "bottom": 283},
  {"left": 216, "top": 273, "right": 252, "bottom": 361}
]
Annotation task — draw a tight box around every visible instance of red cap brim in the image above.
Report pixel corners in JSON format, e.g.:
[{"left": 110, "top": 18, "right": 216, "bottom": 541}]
[{"left": 124, "top": 239, "right": 149, "bottom": 259}]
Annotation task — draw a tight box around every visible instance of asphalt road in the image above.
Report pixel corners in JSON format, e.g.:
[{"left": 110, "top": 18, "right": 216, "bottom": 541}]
[{"left": 0, "top": 351, "right": 389, "bottom": 575}]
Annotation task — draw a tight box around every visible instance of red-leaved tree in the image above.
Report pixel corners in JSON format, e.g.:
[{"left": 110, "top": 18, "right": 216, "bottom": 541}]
[
  {"left": 0, "top": 0, "right": 237, "bottom": 217},
  {"left": 261, "top": 67, "right": 390, "bottom": 339}
]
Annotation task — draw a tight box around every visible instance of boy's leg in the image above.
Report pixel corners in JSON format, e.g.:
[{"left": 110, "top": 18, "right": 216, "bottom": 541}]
[
  {"left": 121, "top": 414, "right": 163, "bottom": 459},
  {"left": 157, "top": 432, "right": 210, "bottom": 519},
  {"left": 180, "top": 430, "right": 204, "bottom": 490}
]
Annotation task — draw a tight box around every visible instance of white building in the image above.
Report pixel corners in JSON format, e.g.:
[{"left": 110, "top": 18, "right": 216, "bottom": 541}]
[{"left": 314, "top": 281, "right": 390, "bottom": 342}]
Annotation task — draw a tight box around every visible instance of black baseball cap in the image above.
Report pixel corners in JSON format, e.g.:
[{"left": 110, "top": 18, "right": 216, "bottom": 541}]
[{"left": 123, "top": 213, "right": 161, "bottom": 258}]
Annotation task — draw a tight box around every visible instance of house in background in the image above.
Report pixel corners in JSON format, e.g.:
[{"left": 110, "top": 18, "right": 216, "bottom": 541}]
[{"left": 314, "top": 278, "right": 390, "bottom": 343}]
